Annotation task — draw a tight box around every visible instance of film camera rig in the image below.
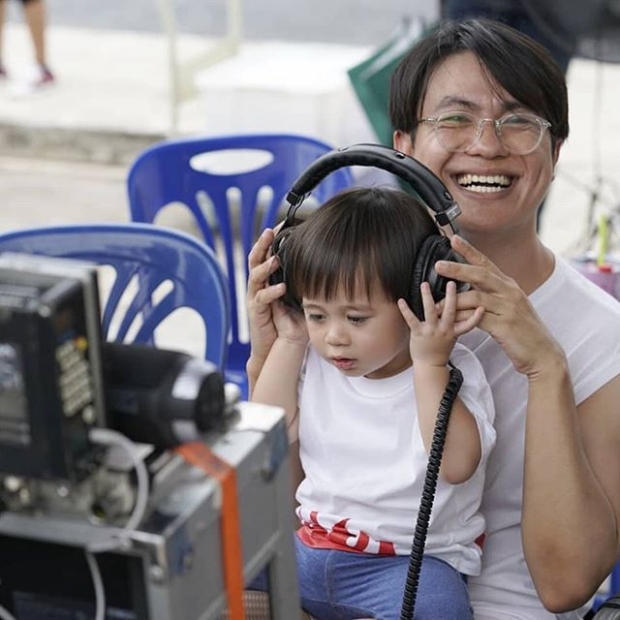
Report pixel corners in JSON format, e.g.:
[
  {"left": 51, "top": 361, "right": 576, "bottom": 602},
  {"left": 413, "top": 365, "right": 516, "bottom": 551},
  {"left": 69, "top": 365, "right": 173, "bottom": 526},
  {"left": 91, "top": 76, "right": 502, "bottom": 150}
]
[{"left": 0, "top": 253, "right": 300, "bottom": 620}]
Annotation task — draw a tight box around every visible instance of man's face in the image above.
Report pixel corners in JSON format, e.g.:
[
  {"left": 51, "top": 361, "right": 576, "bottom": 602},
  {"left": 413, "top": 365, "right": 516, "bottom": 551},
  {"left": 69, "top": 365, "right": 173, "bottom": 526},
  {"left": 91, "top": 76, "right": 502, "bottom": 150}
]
[{"left": 394, "top": 51, "right": 560, "bottom": 241}]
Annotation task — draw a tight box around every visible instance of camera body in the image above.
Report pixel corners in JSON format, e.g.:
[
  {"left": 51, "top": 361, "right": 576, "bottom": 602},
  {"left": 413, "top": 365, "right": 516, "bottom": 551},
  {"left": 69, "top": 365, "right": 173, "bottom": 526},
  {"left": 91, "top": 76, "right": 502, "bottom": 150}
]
[
  {"left": 0, "top": 254, "right": 299, "bottom": 619},
  {"left": 0, "top": 253, "right": 105, "bottom": 483}
]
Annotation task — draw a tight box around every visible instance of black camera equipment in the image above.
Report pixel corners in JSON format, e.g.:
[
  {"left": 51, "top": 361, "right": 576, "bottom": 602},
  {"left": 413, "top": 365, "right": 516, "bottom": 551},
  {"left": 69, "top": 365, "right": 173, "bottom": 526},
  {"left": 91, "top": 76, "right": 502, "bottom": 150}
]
[{"left": 0, "top": 253, "right": 301, "bottom": 620}]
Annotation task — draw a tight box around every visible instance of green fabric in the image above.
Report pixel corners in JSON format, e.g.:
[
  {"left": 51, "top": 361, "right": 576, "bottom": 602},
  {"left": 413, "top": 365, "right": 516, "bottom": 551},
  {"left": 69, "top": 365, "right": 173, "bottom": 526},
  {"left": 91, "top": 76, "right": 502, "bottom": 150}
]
[{"left": 347, "top": 17, "right": 437, "bottom": 147}]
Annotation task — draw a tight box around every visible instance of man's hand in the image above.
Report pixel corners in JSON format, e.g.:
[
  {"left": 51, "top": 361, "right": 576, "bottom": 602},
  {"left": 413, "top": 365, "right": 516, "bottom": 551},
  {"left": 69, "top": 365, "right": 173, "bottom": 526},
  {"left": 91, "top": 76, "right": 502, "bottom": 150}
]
[{"left": 434, "top": 235, "right": 562, "bottom": 376}]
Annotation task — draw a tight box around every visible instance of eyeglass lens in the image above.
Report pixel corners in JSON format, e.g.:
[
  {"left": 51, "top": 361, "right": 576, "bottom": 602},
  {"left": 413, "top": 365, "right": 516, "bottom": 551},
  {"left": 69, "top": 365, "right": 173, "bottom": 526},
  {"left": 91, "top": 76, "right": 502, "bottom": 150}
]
[{"left": 433, "top": 113, "right": 546, "bottom": 154}]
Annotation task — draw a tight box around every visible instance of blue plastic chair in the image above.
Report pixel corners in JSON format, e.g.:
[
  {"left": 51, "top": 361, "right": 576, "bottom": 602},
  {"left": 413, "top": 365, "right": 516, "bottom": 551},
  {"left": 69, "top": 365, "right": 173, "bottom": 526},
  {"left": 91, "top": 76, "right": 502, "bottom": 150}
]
[
  {"left": 0, "top": 223, "right": 230, "bottom": 369},
  {"left": 126, "top": 133, "right": 355, "bottom": 397},
  {"left": 593, "top": 562, "right": 620, "bottom": 611}
]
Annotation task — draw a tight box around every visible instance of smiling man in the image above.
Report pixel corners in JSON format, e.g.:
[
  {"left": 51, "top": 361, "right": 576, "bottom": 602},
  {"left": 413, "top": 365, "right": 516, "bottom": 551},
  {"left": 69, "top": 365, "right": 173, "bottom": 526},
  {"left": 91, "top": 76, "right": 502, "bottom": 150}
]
[{"left": 390, "top": 18, "right": 620, "bottom": 620}]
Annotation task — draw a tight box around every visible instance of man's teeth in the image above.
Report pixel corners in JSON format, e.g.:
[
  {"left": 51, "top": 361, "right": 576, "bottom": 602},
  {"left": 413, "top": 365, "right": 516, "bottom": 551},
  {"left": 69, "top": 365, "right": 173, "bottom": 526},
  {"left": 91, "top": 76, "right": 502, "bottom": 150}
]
[{"left": 457, "top": 174, "right": 511, "bottom": 193}]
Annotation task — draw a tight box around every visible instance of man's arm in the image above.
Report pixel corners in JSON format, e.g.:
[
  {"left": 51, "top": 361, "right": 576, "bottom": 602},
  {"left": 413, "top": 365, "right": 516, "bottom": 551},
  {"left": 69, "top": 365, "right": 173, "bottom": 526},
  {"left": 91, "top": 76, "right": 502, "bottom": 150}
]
[
  {"left": 433, "top": 235, "right": 620, "bottom": 611},
  {"left": 522, "top": 367, "right": 620, "bottom": 612}
]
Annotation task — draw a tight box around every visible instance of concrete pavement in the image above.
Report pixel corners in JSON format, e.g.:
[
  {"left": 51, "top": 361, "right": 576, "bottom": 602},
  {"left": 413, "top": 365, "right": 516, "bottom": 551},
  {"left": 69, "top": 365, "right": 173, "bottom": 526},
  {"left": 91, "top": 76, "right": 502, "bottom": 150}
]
[{"left": 0, "top": 23, "right": 377, "bottom": 160}]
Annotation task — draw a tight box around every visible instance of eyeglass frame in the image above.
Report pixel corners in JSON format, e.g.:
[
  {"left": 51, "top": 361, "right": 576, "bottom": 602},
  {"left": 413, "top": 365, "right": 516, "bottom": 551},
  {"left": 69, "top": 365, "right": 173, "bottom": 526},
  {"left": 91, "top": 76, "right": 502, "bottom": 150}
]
[{"left": 415, "top": 111, "right": 553, "bottom": 155}]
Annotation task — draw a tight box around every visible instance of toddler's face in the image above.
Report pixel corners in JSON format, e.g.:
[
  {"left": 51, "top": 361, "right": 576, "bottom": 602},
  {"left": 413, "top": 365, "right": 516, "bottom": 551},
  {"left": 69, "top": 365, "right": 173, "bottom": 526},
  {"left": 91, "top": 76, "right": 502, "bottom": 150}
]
[{"left": 302, "top": 286, "right": 411, "bottom": 380}]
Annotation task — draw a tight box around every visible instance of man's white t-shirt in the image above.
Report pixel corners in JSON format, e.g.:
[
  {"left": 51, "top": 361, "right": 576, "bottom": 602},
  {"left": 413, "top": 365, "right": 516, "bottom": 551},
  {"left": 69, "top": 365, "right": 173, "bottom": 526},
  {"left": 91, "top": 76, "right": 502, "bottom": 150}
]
[
  {"left": 295, "top": 343, "right": 496, "bottom": 576},
  {"left": 464, "top": 256, "right": 620, "bottom": 619}
]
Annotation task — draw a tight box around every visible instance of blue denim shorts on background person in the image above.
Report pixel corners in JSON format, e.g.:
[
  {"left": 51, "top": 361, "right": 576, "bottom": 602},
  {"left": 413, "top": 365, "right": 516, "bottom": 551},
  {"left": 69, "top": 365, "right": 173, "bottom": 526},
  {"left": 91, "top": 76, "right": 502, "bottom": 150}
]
[{"left": 251, "top": 535, "right": 473, "bottom": 620}]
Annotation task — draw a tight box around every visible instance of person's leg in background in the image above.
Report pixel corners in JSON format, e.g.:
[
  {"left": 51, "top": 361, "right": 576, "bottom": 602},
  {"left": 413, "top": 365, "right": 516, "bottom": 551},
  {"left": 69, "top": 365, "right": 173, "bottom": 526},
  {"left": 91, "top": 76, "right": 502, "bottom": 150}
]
[
  {"left": 0, "top": 0, "right": 7, "bottom": 77},
  {"left": 22, "top": 0, "right": 54, "bottom": 86}
]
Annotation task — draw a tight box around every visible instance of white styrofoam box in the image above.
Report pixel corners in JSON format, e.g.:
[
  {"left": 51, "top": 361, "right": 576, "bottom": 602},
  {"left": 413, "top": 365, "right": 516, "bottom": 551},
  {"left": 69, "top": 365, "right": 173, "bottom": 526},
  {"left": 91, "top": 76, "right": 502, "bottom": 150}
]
[{"left": 194, "top": 40, "right": 377, "bottom": 148}]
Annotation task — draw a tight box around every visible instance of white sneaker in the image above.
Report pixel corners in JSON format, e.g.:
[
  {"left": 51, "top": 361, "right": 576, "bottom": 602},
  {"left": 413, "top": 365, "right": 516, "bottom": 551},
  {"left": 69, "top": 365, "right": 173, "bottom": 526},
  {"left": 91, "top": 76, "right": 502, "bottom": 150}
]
[{"left": 10, "top": 64, "right": 56, "bottom": 96}]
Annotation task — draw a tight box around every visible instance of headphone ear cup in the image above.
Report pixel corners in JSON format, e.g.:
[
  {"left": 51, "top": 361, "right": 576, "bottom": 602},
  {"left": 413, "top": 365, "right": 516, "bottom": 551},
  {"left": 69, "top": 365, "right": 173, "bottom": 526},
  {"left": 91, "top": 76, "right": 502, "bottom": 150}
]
[
  {"left": 268, "top": 228, "right": 301, "bottom": 309},
  {"left": 268, "top": 230, "right": 286, "bottom": 289},
  {"left": 410, "top": 236, "right": 469, "bottom": 320}
]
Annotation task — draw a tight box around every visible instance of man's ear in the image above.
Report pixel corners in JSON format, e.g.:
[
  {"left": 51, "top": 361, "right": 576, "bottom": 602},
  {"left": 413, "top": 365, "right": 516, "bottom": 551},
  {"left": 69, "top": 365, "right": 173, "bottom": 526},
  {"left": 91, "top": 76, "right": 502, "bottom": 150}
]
[{"left": 393, "top": 130, "right": 413, "bottom": 153}]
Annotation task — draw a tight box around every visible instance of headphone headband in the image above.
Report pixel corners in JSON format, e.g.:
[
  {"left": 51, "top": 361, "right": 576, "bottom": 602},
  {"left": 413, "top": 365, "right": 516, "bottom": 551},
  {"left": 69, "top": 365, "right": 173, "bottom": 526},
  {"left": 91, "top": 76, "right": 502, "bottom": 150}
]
[{"left": 284, "top": 143, "right": 462, "bottom": 232}]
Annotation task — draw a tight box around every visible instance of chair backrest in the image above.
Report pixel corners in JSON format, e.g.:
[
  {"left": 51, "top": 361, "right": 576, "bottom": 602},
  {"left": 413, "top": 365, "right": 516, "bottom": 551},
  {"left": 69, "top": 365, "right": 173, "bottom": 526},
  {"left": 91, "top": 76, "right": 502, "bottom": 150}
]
[
  {"left": 0, "top": 223, "right": 230, "bottom": 369},
  {"left": 593, "top": 562, "right": 620, "bottom": 612},
  {"left": 126, "top": 133, "right": 355, "bottom": 379}
]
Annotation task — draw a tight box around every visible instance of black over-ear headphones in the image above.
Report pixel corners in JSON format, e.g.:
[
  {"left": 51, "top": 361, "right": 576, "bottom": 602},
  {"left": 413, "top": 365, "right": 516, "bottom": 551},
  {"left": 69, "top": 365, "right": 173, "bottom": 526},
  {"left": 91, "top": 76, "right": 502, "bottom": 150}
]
[{"left": 269, "top": 143, "right": 470, "bottom": 320}]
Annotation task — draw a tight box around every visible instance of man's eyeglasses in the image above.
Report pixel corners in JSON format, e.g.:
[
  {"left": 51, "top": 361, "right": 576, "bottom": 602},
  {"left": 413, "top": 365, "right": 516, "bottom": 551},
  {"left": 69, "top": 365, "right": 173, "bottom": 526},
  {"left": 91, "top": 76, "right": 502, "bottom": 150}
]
[{"left": 416, "top": 111, "right": 552, "bottom": 155}]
